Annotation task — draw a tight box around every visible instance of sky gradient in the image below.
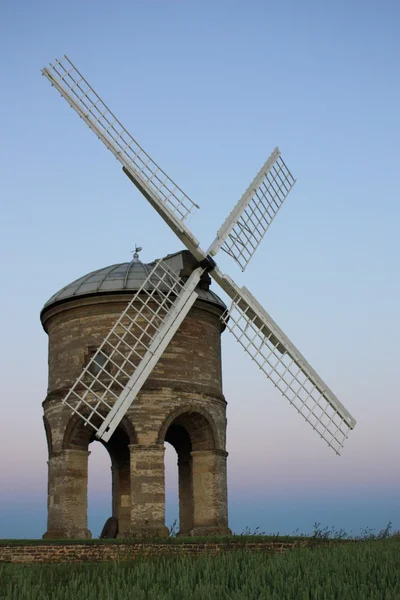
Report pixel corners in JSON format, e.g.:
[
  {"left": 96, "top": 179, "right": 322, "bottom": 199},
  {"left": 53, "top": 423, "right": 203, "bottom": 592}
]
[{"left": 1, "top": 0, "right": 399, "bottom": 539}]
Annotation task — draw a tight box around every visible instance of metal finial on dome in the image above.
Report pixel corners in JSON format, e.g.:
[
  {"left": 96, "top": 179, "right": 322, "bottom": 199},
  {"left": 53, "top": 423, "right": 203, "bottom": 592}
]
[{"left": 132, "top": 245, "right": 142, "bottom": 262}]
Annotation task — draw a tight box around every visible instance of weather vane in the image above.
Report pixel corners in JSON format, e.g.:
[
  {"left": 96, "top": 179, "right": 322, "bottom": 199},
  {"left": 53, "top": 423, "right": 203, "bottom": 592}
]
[{"left": 131, "top": 245, "right": 142, "bottom": 261}]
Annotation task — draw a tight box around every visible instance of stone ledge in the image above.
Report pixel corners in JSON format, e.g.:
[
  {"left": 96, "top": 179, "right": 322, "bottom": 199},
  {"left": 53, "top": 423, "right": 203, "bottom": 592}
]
[{"left": 42, "top": 381, "right": 226, "bottom": 409}]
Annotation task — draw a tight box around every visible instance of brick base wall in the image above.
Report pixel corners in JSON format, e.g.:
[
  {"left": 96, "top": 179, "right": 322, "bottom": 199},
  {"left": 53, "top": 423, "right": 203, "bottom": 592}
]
[{"left": 0, "top": 540, "right": 321, "bottom": 564}]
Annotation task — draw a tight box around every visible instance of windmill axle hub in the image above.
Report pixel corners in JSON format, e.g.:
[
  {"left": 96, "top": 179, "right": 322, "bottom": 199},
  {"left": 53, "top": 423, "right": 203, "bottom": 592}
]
[{"left": 198, "top": 254, "right": 217, "bottom": 273}]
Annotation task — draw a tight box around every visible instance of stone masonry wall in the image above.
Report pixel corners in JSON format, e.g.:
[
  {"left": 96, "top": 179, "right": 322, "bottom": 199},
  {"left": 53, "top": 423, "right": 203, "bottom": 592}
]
[{"left": 42, "top": 295, "right": 224, "bottom": 397}]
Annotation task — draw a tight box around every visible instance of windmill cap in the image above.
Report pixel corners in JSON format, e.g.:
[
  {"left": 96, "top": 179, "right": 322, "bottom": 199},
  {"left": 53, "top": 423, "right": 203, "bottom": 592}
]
[{"left": 40, "top": 250, "right": 226, "bottom": 324}]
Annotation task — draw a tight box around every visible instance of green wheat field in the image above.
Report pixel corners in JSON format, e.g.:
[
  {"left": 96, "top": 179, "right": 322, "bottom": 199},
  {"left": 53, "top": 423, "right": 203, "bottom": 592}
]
[{"left": 1, "top": 524, "right": 400, "bottom": 599}]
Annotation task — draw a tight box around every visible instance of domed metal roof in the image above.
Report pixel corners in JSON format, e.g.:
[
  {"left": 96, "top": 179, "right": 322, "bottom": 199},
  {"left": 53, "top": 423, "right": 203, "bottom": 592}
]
[{"left": 41, "top": 250, "right": 226, "bottom": 314}]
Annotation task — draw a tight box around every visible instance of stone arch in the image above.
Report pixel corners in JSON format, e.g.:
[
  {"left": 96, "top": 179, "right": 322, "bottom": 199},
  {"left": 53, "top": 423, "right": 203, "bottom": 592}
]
[
  {"left": 62, "top": 413, "right": 137, "bottom": 450},
  {"left": 157, "top": 404, "right": 219, "bottom": 450}
]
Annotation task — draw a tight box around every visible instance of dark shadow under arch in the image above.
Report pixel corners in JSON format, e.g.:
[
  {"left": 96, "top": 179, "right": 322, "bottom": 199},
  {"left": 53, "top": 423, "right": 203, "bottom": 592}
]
[{"left": 43, "top": 415, "right": 53, "bottom": 458}]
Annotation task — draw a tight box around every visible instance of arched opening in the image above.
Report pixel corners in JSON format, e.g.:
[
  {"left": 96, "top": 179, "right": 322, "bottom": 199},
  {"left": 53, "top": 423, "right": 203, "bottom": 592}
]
[
  {"left": 62, "top": 414, "right": 136, "bottom": 538},
  {"left": 87, "top": 439, "right": 112, "bottom": 538},
  {"left": 159, "top": 409, "right": 216, "bottom": 536},
  {"left": 164, "top": 443, "right": 179, "bottom": 534}
]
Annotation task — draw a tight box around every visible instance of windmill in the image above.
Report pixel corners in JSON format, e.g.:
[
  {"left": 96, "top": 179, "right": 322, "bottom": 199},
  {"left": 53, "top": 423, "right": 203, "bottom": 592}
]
[{"left": 41, "top": 56, "right": 356, "bottom": 456}]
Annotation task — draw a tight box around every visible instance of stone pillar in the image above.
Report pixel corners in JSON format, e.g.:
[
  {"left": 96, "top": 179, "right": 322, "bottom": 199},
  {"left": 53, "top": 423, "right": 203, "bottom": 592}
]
[
  {"left": 190, "top": 450, "right": 231, "bottom": 536},
  {"left": 43, "top": 449, "right": 91, "bottom": 539},
  {"left": 177, "top": 454, "right": 193, "bottom": 534},
  {"left": 111, "top": 457, "right": 131, "bottom": 538},
  {"left": 125, "top": 444, "right": 169, "bottom": 538}
]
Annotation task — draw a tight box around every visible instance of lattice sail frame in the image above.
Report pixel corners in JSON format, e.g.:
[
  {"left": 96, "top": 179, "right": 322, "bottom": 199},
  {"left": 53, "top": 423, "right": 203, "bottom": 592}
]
[
  {"left": 62, "top": 260, "right": 201, "bottom": 439},
  {"left": 209, "top": 149, "right": 296, "bottom": 271},
  {"left": 221, "top": 285, "right": 356, "bottom": 455},
  {"left": 42, "top": 56, "right": 199, "bottom": 222}
]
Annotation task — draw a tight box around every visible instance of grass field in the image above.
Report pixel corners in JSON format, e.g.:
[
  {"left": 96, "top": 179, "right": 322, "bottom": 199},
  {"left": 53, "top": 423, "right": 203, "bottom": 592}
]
[{"left": 1, "top": 523, "right": 399, "bottom": 599}]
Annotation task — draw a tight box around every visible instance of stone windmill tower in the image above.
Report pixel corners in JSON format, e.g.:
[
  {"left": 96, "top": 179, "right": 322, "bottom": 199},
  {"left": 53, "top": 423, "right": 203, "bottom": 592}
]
[
  {"left": 41, "top": 250, "right": 230, "bottom": 539},
  {"left": 40, "top": 55, "right": 357, "bottom": 539}
]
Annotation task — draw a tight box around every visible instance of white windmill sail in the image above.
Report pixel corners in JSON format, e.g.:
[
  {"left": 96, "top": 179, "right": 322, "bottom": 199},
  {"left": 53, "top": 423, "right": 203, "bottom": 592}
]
[
  {"left": 41, "top": 56, "right": 199, "bottom": 222},
  {"left": 62, "top": 260, "right": 204, "bottom": 442},
  {"left": 216, "top": 274, "right": 356, "bottom": 455},
  {"left": 207, "top": 148, "right": 296, "bottom": 271}
]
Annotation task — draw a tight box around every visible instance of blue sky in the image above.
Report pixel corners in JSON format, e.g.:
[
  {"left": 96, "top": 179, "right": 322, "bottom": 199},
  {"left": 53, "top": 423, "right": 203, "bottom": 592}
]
[{"left": 0, "top": 0, "right": 399, "bottom": 539}]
